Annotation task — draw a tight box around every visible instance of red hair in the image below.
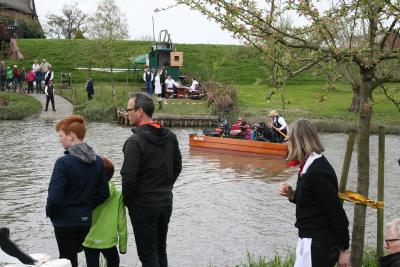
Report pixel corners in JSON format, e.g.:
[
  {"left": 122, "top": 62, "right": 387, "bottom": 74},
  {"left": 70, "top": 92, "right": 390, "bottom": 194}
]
[
  {"left": 102, "top": 157, "right": 115, "bottom": 181},
  {"left": 55, "top": 115, "right": 86, "bottom": 140}
]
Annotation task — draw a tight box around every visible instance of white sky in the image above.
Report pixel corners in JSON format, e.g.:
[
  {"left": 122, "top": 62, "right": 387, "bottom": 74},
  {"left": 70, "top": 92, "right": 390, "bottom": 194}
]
[{"left": 34, "top": 0, "right": 240, "bottom": 44}]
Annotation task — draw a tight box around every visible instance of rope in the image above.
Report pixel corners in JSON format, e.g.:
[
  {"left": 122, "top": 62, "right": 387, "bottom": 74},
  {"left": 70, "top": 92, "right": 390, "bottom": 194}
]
[{"left": 339, "top": 191, "right": 384, "bottom": 209}]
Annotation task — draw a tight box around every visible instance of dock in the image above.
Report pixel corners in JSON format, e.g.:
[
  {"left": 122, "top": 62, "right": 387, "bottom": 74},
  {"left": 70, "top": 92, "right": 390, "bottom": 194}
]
[{"left": 117, "top": 109, "right": 218, "bottom": 127}]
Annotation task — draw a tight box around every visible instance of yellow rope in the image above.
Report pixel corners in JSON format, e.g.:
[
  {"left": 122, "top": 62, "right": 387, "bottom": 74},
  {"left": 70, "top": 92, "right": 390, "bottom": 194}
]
[{"left": 339, "top": 191, "right": 384, "bottom": 209}]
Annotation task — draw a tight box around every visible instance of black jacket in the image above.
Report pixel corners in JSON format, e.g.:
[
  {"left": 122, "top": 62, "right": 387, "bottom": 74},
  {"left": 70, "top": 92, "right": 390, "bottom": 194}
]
[
  {"left": 378, "top": 252, "right": 400, "bottom": 267},
  {"left": 120, "top": 124, "right": 182, "bottom": 208},
  {"left": 293, "top": 156, "right": 350, "bottom": 250}
]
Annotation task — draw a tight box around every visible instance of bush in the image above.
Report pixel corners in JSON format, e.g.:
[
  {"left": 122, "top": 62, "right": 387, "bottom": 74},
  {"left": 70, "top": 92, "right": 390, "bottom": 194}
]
[
  {"left": 74, "top": 100, "right": 119, "bottom": 121},
  {"left": 203, "top": 80, "right": 238, "bottom": 118},
  {"left": 0, "top": 92, "right": 41, "bottom": 119}
]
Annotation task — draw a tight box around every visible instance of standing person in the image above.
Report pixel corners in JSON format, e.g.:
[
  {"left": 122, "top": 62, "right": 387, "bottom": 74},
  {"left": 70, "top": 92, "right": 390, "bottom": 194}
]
[
  {"left": 268, "top": 109, "right": 287, "bottom": 143},
  {"left": 26, "top": 68, "right": 36, "bottom": 94},
  {"left": 279, "top": 118, "right": 350, "bottom": 267},
  {"left": 32, "top": 59, "right": 41, "bottom": 74},
  {"left": 45, "top": 64, "right": 54, "bottom": 86},
  {"left": 86, "top": 77, "right": 94, "bottom": 100},
  {"left": 6, "top": 66, "right": 12, "bottom": 91},
  {"left": 378, "top": 218, "right": 400, "bottom": 267},
  {"left": 45, "top": 80, "right": 56, "bottom": 112},
  {"left": 121, "top": 92, "right": 182, "bottom": 267},
  {"left": 143, "top": 66, "right": 153, "bottom": 96},
  {"left": 12, "top": 65, "right": 19, "bottom": 92},
  {"left": 154, "top": 69, "right": 163, "bottom": 108},
  {"left": 46, "top": 115, "right": 110, "bottom": 267},
  {"left": 19, "top": 66, "right": 26, "bottom": 93},
  {"left": 160, "top": 67, "right": 167, "bottom": 98},
  {"left": 35, "top": 69, "right": 43, "bottom": 93},
  {"left": 83, "top": 157, "right": 127, "bottom": 267},
  {"left": 0, "top": 61, "right": 6, "bottom": 91}
]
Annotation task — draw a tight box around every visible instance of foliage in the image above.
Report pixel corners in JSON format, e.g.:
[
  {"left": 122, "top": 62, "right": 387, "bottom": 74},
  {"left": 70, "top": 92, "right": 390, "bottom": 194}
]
[
  {"left": 0, "top": 16, "right": 44, "bottom": 38},
  {"left": 88, "top": 0, "right": 129, "bottom": 40},
  {"left": 204, "top": 80, "right": 238, "bottom": 118},
  {"left": 74, "top": 99, "right": 119, "bottom": 121},
  {"left": 0, "top": 92, "right": 41, "bottom": 120},
  {"left": 44, "top": 2, "right": 87, "bottom": 39}
]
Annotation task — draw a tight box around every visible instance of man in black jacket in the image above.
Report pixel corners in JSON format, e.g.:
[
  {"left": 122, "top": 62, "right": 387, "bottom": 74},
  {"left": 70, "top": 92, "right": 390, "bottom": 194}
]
[
  {"left": 378, "top": 218, "right": 400, "bottom": 267},
  {"left": 121, "top": 92, "right": 182, "bottom": 267},
  {"left": 44, "top": 80, "right": 55, "bottom": 112}
]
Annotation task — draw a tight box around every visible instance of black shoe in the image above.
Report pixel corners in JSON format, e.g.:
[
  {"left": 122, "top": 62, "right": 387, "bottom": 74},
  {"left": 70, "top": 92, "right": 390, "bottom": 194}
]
[
  {"left": 44, "top": 109, "right": 48, "bottom": 112},
  {"left": 53, "top": 110, "right": 56, "bottom": 112}
]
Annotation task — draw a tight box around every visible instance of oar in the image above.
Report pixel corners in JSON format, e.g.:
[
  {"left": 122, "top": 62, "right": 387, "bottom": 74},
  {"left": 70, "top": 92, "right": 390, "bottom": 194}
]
[{"left": 272, "top": 126, "right": 288, "bottom": 139}]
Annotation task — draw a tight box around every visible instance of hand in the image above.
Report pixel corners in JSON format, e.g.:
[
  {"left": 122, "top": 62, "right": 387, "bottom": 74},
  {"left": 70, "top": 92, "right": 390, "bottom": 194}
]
[
  {"left": 279, "top": 183, "right": 294, "bottom": 200},
  {"left": 337, "top": 249, "right": 351, "bottom": 267}
]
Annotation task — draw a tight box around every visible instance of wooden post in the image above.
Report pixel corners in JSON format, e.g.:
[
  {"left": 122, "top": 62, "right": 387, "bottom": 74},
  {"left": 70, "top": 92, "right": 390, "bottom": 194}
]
[
  {"left": 377, "top": 126, "right": 385, "bottom": 257},
  {"left": 339, "top": 130, "right": 356, "bottom": 196}
]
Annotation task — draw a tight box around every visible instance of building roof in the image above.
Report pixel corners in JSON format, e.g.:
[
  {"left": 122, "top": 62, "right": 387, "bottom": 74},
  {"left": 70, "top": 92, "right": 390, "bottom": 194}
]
[{"left": 0, "top": 0, "right": 37, "bottom": 15}]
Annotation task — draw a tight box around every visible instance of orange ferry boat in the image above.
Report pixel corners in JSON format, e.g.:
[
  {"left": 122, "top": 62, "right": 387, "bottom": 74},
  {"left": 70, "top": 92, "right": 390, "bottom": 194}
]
[{"left": 189, "top": 134, "right": 288, "bottom": 158}]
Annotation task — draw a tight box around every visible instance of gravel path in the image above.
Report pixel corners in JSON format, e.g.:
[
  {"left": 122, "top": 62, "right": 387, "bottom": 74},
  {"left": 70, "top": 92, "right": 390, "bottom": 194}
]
[{"left": 31, "top": 93, "right": 73, "bottom": 120}]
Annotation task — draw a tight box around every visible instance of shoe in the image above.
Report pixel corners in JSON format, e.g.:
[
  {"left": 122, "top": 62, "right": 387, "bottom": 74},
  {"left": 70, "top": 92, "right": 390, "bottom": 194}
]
[
  {"left": 53, "top": 110, "right": 56, "bottom": 112},
  {"left": 44, "top": 109, "right": 48, "bottom": 112}
]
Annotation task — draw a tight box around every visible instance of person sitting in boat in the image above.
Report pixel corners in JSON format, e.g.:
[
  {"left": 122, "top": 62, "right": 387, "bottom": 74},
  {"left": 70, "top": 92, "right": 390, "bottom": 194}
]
[
  {"left": 268, "top": 110, "right": 287, "bottom": 143},
  {"left": 165, "top": 75, "right": 181, "bottom": 99},
  {"left": 231, "top": 117, "right": 251, "bottom": 139}
]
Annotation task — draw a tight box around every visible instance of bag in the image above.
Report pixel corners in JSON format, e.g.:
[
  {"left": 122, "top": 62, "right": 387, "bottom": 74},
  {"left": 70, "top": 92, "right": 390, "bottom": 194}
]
[{"left": 33, "top": 81, "right": 36, "bottom": 87}]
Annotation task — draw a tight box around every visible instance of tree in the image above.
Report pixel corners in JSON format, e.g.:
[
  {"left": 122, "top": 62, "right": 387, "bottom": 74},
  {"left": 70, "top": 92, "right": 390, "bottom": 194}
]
[
  {"left": 88, "top": 0, "right": 129, "bottom": 100},
  {"left": 167, "top": 0, "right": 400, "bottom": 266},
  {"left": 44, "top": 2, "right": 87, "bottom": 39}
]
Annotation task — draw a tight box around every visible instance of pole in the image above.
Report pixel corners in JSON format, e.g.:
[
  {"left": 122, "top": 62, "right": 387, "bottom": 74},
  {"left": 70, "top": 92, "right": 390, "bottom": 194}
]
[
  {"left": 272, "top": 125, "right": 288, "bottom": 139},
  {"left": 152, "top": 16, "right": 155, "bottom": 41},
  {"left": 339, "top": 130, "right": 356, "bottom": 197},
  {"left": 377, "top": 126, "right": 385, "bottom": 257}
]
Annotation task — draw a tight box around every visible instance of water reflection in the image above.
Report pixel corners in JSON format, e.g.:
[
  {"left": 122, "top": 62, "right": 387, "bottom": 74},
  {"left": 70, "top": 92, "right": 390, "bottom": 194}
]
[{"left": 0, "top": 120, "right": 399, "bottom": 266}]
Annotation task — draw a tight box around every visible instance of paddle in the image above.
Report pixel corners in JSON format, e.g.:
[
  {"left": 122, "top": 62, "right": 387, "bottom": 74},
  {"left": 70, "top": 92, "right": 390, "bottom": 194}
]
[{"left": 272, "top": 125, "right": 288, "bottom": 139}]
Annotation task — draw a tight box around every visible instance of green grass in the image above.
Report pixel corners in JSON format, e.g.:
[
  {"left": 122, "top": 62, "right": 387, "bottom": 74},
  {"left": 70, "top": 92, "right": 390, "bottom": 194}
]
[{"left": 0, "top": 92, "right": 42, "bottom": 119}]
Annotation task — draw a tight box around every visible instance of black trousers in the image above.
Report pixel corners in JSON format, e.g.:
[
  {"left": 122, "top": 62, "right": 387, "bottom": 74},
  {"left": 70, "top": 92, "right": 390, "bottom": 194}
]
[
  {"left": 54, "top": 226, "right": 91, "bottom": 267},
  {"left": 128, "top": 205, "right": 172, "bottom": 267},
  {"left": 311, "top": 237, "right": 340, "bottom": 267},
  {"left": 45, "top": 95, "right": 55, "bottom": 111},
  {"left": 83, "top": 246, "right": 119, "bottom": 267}
]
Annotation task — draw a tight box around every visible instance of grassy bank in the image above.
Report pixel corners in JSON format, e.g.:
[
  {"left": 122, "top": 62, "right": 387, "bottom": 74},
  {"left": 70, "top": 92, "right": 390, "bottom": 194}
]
[{"left": 0, "top": 92, "right": 41, "bottom": 120}]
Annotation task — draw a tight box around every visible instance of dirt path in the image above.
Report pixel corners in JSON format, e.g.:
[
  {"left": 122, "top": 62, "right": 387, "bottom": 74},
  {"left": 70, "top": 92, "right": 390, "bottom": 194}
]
[{"left": 31, "top": 93, "right": 73, "bottom": 120}]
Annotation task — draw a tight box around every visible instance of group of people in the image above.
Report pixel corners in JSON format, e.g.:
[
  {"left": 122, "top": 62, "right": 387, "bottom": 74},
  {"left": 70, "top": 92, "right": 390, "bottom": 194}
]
[
  {"left": 143, "top": 66, "right": 200, "bottom": 103},
  {"left": 0, "top": 59, "right": 53, "bottom": 94},
  {"left": 46, "top": 92, "right": 182, "bottom": 267},
  {"left": 45, "top": 92, "right": 399, "bottom": 267}
]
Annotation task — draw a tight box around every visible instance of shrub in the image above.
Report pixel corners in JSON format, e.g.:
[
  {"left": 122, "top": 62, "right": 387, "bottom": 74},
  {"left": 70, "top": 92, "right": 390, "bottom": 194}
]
[
  {"left": 74, "top": 100, "right": 119, "bottom": 121},
  {"left": 0, "top": 92, "right": 41, "bottom": 120},
  {"left": 203, "top": 80, "right": 238, "bottom": 118}
]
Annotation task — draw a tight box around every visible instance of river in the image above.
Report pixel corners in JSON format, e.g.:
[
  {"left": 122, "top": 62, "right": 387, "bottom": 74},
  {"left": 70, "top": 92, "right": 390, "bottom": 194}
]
[{"left": 0, "top": 119, "right": 399, "bottom": 266}]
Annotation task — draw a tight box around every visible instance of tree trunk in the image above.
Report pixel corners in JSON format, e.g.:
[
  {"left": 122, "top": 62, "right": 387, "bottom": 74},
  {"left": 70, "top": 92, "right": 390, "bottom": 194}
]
[
  {"left": 348, "top": 84, "right": 361, "bottom": 112},
  {"left": 350, "top": 68, "right": 373, "bottom": 267}
]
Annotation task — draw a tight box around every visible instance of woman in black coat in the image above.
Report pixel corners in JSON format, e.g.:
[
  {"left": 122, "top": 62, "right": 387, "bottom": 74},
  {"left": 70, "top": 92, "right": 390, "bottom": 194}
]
[{"left": 279, "top": 118, "right": 350, "bottom": 267}]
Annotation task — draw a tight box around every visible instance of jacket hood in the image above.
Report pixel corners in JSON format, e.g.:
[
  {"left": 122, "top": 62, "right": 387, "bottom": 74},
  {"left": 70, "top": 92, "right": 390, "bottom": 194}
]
[
  {"left": 132, "top": 125, "right": 172, "bottom": 145},
  {"left": 66, "top": 143, "right": 96, "bottom": 164},
  {"left": 378, "top": 252, "right": 400, "bottom": 267}
]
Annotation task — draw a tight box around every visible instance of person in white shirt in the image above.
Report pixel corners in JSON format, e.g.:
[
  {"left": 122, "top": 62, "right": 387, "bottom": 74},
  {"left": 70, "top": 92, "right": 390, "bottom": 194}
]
[
  {"left": 268, "top": 110, "right": 287, "bottom": 143},
  {"left": 44, "top": 65, "right": 54, "bottom": 86},
  {"left": 32, "top": 59, "right": 40, "bottom": 73},
  {"left": 165, "top": 75, "right": 180, "bottom": 98}
]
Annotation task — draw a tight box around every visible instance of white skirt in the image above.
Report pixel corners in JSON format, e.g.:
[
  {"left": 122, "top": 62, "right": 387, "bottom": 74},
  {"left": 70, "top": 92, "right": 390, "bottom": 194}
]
[{"left": 294, "top": 238, "right": 312, "bottom": 267}]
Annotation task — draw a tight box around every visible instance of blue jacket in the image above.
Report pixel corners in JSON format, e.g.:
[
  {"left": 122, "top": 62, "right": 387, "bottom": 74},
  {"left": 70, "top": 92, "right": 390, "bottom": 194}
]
[{"left": 46, "top": 144, "right": 109, "bottom": 227}]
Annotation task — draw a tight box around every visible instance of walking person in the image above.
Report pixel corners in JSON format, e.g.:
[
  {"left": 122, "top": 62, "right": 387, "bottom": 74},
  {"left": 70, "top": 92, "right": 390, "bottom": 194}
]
[
  {"left": 83, "top": 157, "right": 127, "bottom": 267},
  {"left": 121, "top": 92, "right": 182, "bottom": 267},
  {"left": 86, "top": 77, "right": 94, "bottom": 100},
  {"left": 143, "top": 66, "right": 153, "bottom": 96},
  {"left": 45, "top": 80, "right": 56, "bottom": 112},
  {"left": 279, "top": 118, "right": 350, "bottom": 267},
  {"left": 46, "top": 115, "right": 109, "bottom": 267}
]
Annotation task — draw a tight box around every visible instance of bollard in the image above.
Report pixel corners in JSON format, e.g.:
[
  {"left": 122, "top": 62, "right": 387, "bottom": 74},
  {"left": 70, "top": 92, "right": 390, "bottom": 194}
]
[
  {"left": 377, "top": 126, "right": 385, "bottom": 257},
  {"left": 339, "top": 130, "right": 356, "bottom": 196}
]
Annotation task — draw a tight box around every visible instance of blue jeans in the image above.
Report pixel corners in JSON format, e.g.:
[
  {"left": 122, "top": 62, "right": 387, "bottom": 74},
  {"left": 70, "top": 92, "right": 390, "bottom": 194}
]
[{"left": 146, "top": 81, "right": 153, "bottom": 95}]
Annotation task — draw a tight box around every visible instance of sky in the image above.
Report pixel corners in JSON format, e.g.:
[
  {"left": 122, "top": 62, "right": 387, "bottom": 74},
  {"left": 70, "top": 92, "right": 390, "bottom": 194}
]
[{"left": 34, "top": 0, "right": 240, "bottom": 44}]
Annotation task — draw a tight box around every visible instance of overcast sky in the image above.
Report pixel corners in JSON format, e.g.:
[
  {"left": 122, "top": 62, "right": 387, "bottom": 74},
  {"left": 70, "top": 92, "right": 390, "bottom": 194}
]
[{"left": 34, "top": 0, "right": 240, "bottom": 44}]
